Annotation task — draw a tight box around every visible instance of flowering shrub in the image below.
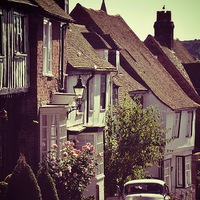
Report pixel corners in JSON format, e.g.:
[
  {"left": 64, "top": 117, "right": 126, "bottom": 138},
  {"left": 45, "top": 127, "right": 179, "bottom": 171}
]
[{"left": 44, "top": 141, "right": 98, "bottom": 200}]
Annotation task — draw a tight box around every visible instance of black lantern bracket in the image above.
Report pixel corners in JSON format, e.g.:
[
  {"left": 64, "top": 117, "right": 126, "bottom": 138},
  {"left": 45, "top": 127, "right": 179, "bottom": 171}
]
[{"left": 67, "top": 75, "right": 85, "bottom": 116}]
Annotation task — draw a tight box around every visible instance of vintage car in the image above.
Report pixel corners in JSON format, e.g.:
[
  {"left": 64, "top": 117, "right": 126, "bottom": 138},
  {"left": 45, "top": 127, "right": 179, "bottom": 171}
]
[{"left": 122, "top": 179, "right": 170, "bottom": 200}]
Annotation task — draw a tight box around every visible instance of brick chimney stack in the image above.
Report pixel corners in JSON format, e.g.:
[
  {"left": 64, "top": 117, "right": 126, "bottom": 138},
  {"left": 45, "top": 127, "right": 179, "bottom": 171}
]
[{"left": 154, "top": 11, "right": 175, "bottom": 49}]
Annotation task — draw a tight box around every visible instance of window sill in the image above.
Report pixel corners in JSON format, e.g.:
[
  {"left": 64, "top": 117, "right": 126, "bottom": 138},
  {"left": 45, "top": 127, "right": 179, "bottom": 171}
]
[
  {"left": 43, "top": 73, "right": 53, "bottom": 78},
  {"left": 14, "top": 52, "right": 27, "bottom": 57},
  {"left": 76, "top": 111, "right": 84, "bottom": 116},
  {"left": 100, "top": 108, "right": 106, "bottom": 112},
  {"left": 95, "top": 174, "right": 105, "bottom": 181}
]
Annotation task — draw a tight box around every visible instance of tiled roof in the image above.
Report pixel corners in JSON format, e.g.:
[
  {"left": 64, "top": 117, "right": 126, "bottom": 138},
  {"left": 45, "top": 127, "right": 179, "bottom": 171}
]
[
  {"left": 5, "top": 0, "right": 72, "bottom": 21},
  {"left": 82, "top": 32, "right": 122, "bottom": 50},
  {"left": 82, "top": 32, "right": 112, "bottom": 49},
  {"left": 112, "top": 67, "right": 148, "bottom": 105},
  {"left": 173, "top": 39, "right": 195, "bottom": 64},
  {"left": 3, "top": 0, "right": 37, "bottom": 7},
  {"left": 7, "top": 0, "right": 34, "bottom": 5},
  {"left": 144, "top": 35, "right": 200, "bottom": 104},
  {"left": 67, "top": 23, "right": 115, "bottom": 72},
  {"left": 184, "top": 63, "right": 200, "bottom": 96},
  {"left": 33, "top": 0, "right": 72, "bottom": 21},
  {"left": 70, "top": 4, "right": 199, "bottom": 110}
]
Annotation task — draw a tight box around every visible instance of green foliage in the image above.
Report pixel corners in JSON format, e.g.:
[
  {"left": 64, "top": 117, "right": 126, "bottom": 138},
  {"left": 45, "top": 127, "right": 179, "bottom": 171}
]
[
  {"left": 105, "top": 95, "right": 167, "bottom": 196},
  {"left": 37, "top": 161, "right": 59, "bottom": 200},
  {"left": 5, "top": 154, "right": 42, "bottom": 200},
  {"left": 0, "top": 181, "right": 8, "bottom": 200},
  {"left": 45, "top": 141, "right": 98, "bottom": 200}
]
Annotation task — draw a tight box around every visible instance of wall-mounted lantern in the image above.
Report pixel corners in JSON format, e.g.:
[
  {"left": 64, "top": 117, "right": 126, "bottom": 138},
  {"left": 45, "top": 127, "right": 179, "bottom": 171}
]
[{"left": 67, "top": 75, "right": 85, "bottom": 115}]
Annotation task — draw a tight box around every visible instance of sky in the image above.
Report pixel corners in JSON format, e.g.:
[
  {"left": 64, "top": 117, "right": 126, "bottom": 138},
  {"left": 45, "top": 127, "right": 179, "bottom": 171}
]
[{"left": 69, "top": 0, "right": 200, "bottom": 41}]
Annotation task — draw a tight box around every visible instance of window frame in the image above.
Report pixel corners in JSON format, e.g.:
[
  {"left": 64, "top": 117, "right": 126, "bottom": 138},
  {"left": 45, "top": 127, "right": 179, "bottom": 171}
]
[
  {"left": 43, "top": 18, "right": 52, "bottom": 76},
  {"left": 89, "top": 77, "right": 94, "bottom": 111},
  {"left": 13, "top": 11, "right": 27, "bottom": 54},
  {"left": 176, "top": 156, "right": 192, "bottom": 188},
  {"left": 164, "top": 159, "right": 171, "bottom": 190},
  {"left": 0, "top": 8, "right": 3, "bottom": 56},
  {"left": 68, "top": 132, "right": 104, "bottom": 176},
  {"left": 185, "top": 156, "right": 191, "bottom": 187},
  {"left": 176, "top": 156, "right": 184, "bottom": 188},
  {"left": 40, "top": 110, "right": 67, "bottom": 160},
  {"left": 186, "top": 111, "right": 193, "bottom": 138},
  {"left": 113, "top": 85, "right": 119, "bottom": 106},
  {"left": 172, "top": 111, "right": 181, "bottom": 138},
  {"left": 100, "top": 74, "right": 106, "bottom": 110}
]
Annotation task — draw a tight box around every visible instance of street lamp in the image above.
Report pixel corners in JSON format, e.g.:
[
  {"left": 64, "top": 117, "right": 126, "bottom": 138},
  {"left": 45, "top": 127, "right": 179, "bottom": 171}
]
[{"left": 67, "top": 75, "right": 85, "bottom": 116}]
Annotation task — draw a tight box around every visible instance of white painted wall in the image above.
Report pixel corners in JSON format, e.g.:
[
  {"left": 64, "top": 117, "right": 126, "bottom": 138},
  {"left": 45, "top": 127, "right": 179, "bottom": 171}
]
[
  {"left": 66, "top": 72, "right": 112, "bottom": 199},
  {"left": 143, "top": 90, "right": 196, "bottom": 195}
]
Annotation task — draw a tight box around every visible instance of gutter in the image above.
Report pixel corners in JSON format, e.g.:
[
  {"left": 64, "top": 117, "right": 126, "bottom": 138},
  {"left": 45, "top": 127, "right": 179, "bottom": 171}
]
[
  {"left": 86, "top": 70, "right": 95, "bottom": 123},
  {"left": 60, "top": 22, "right": 69, "bottom": 92}
]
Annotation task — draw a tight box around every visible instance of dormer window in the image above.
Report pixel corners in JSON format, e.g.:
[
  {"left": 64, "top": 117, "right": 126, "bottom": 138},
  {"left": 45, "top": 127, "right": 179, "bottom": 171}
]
[{"left": 108, "top": 50, "right": 120, "bottom": 71}]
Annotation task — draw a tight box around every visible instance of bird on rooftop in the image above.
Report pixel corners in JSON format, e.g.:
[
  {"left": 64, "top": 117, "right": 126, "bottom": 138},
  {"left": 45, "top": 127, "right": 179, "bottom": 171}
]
[{"left": 162, "top": 5, "right": 165, "bottom": 10}]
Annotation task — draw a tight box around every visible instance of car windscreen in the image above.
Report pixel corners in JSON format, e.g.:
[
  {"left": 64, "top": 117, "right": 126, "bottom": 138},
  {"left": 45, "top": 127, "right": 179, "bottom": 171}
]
[{"left": 124, "top": 183, "right": 163, "bottom": 195}]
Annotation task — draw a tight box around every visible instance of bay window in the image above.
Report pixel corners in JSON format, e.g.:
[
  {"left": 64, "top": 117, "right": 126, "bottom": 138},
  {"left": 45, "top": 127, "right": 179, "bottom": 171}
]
[{"left": 40, "top": 106, "right": 68, "bottom": 160}]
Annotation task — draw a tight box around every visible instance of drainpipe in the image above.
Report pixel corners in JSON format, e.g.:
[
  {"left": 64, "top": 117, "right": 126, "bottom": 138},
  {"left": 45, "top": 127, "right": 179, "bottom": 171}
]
[
  {"left": 60, "top": 22, "right": 69, "bottom": 92},
  {"left": 86, "top": 70, "right": 95, "bottom": 123}
]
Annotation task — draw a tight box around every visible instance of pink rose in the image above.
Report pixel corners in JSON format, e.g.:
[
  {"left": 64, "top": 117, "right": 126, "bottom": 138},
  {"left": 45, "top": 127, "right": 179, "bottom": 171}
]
[{"left": 52, "top": 144, "right": 58, "bottom": 149}]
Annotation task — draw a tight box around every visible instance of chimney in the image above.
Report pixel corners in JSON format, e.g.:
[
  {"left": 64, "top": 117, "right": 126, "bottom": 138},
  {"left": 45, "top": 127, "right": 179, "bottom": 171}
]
[
  {"left": 101, "top": 0, "right": 107, "bottom": 13},
  {"left": 154, "top": 11, "right": 175, "bottom": 49},
  {"left": 54, "top": 0, "right": 69, "bottom": 14}
]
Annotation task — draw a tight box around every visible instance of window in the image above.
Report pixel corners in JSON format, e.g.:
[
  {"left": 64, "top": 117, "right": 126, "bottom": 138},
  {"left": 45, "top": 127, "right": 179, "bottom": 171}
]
[
  {"left": 164, "top": 159, "right": 171, "bottom": 189},
  {"left": 176, "top": 156, "right": 183, "bottom": 187},
  {"left": 172, "top": 111, "right": 181, "bottom": 138},
  {"left": 69, "top": 132, "right": 104, "bottom": 176},
  {"left": 186, "top": 111, "right": 193, "bottom": 137},
  {"left": 185, "top": 156, "right": 191, "bottom": 187},
  {"left": 113, "top": 85, "right": 118, "bottom": 105},
  {"left": 89, "top": 78, "right": 94, "bottom": 110},
  {"left": 96, "top": 133, "right": 104, "bottom": 175},
  {"left": 13, "top": 12, "right": 26, "bottom": 53},
  {"left": 40, "top": 111, "right": 67, "bottom": 160},
  {"left": 176, "top": 156, "right": 192, "bottom": 188},
  {"left": 43, "top": 18, "right": 52, "bottom": 76},
  {"left": 100, "top": 74, "right": 106, "bottom": 109},
  {"left": 0, "top": 8, "right": 3, "bottom": 55}
]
